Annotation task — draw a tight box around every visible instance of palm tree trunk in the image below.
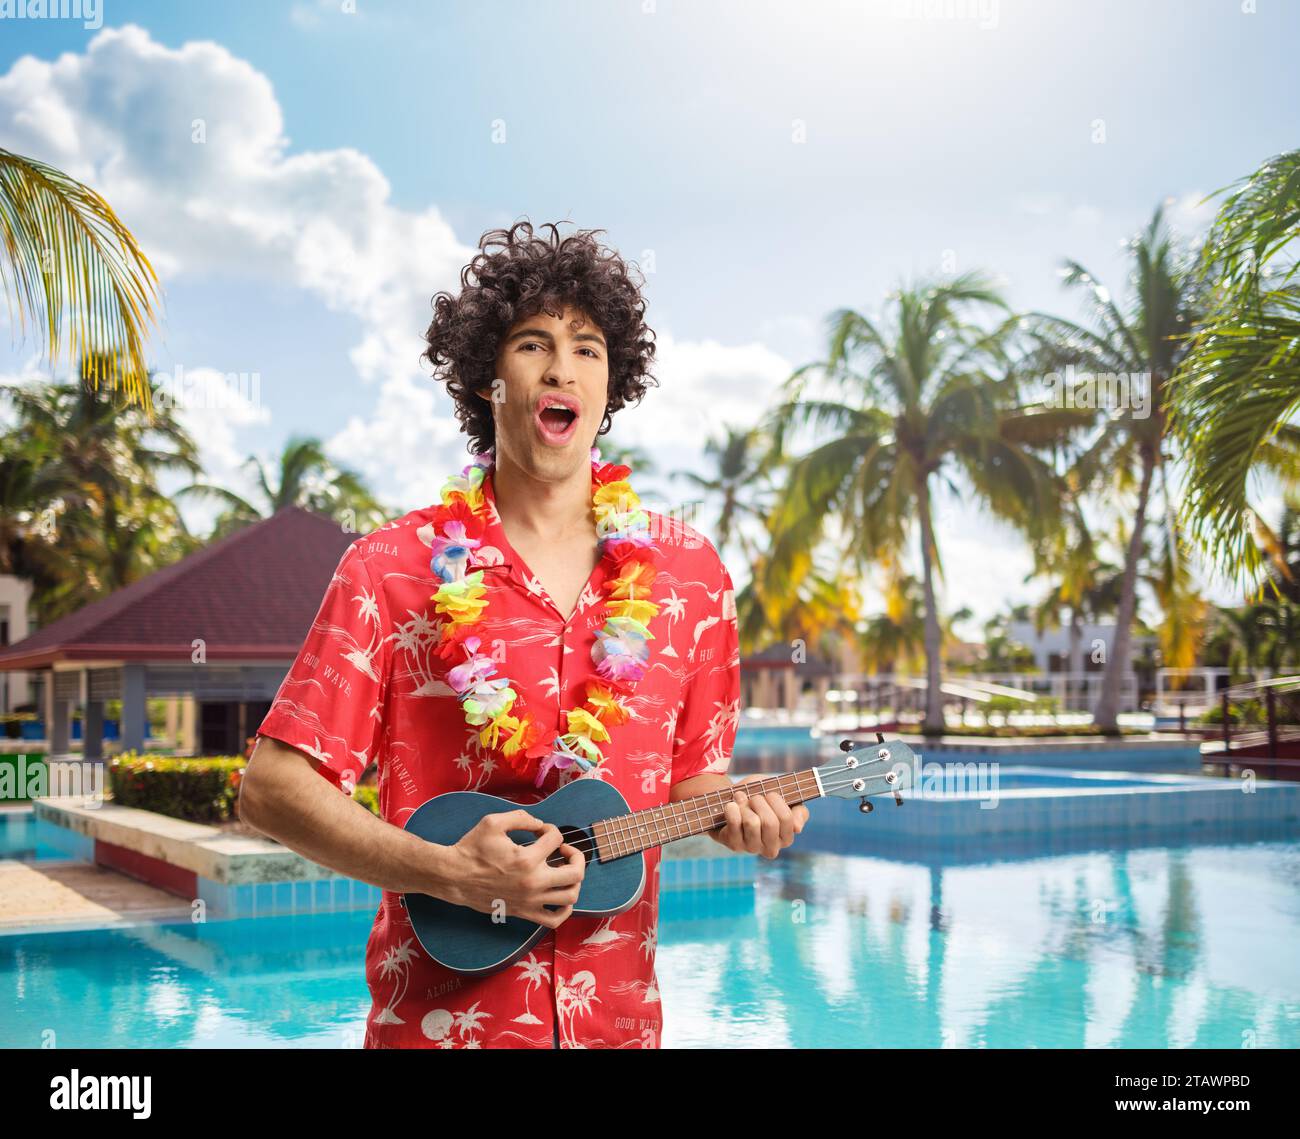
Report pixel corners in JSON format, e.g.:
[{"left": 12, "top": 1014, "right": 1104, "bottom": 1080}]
[
  {"left": 1068, "top": 610, "right": 1084, "bottom": 712},
  {"left": 1094, "top": 446, "right": 1156, "bottom": 731},
  {"left": 918, "top": 476, "right": 944, "bottom": 733}
]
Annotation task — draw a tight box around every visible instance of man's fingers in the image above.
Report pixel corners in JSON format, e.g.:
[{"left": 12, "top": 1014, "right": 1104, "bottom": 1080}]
[
  {"left": 519, "top": 822, "right": 567, "bottom": 862},
  {"left": 764, "top": 791, "right": 797, "bottom": 848},
  {"left": 528, "top": 903, "right": 574, "bottom": 928},
  {"left": 491, "top": 809, "right": 547, "bottom": 833},
  {"left": 736, "top": 790, "right": 763, "bottom": 851},
  {"left": 746, "top": 791, "right": 782, "bottom": 858}
]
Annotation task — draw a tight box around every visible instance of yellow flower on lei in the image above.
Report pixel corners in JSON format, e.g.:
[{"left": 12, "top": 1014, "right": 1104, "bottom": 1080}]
[{"left": 433, "top": 570, "right": 489, "bottom": 627}]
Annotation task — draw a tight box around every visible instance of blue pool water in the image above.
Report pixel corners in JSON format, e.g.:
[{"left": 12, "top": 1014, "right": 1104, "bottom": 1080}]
[
  {"left": 3, "top": 832, "right": 1298, "bottom": 1048},
  {"left": 4, "top": 737, "right": 1298, "bottom": 1048},
  {"left": 902, "top": 767, "right": 1164, "bottom": 792},
  {"left": 0, "top": 810, "right": 63, "bottom": 861}
]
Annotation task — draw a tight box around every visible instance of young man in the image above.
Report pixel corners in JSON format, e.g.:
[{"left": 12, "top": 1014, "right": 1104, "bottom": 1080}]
[{"left": 240, "top": 221, "right": 808, "bottom": 1049}]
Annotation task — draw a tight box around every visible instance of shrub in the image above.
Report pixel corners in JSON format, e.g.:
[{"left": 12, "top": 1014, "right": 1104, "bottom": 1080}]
[
  {"left": 1198, "top": 699, "right": 1263, "bottom": 727},
  {"left": 933, "top": 724, "right": 1145, "bottom": 738},
  {"left": 109, "top": 751, "right": 382, "bottom": 823},
  {"left": 109, "top": 752, "right": 245, "bottom": 823},
  {"left": 353, "top": 784, "right": 380, "bottom": 816}
]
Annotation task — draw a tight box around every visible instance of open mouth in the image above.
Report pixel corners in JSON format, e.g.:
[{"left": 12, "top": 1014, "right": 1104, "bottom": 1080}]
[{"left": 535, "top": 403, "right": 579, "bottom": 444}]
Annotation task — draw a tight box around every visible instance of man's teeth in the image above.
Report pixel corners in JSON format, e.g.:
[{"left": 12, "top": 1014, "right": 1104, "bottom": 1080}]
[{"left": 540, "top": 406, "right": 576, "bottom": 431}]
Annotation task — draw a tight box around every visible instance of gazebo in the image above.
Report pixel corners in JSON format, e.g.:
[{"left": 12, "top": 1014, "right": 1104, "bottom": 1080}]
[{"left": 0, "top": 508, "right": 356, "bottom": 759}]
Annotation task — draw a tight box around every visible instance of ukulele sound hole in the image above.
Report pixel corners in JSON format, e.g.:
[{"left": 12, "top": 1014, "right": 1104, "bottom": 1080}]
[
  {"left": 545, "top": 824, "right": 594, "bottom": 868},
  {"left": 540, "top": 825, "right": 594, "bottom": 913}
]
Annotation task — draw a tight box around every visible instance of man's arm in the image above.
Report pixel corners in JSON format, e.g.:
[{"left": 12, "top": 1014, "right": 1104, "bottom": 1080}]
[
  {"left": 239, "top": 735, "right": 586, "bottom": 924},
  {"left": 238, "top": 734, "right": 456, "bottom": 896}
]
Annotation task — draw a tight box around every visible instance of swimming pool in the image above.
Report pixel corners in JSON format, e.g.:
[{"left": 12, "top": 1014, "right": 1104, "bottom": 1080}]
[
  {"left": 0, "top": 809, "right": 63, "bottom": 862},
  {"left": 3, "top": 832, "right": 1296, "bottom": 1048}
]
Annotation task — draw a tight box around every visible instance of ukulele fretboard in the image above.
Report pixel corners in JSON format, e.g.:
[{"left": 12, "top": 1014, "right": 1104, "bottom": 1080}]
[{"left": 592, "top": 770, "right": 821, "bottom": 861}]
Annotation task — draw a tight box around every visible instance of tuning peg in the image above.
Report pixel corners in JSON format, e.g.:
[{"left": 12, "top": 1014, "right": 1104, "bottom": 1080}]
[
  {"left": 858, "top": 796, "right": 874, "bottom": 814},
  {"left": 876, "top": 732, "right": 885, "bottom": 744},
  {"left": 839, "top": 738, "right": 859, "bottom": 752},
  {"left": 893, "top": 789, "right": 904, "bottom": 807}
]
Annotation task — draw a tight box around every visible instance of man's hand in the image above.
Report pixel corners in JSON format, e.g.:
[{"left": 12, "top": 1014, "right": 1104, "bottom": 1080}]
[
  {"left": 708, "top": 775, "right": 809, "bottom": 859},
  {"left": 444, "top": 809, "right": 586, "bottom": 928}
]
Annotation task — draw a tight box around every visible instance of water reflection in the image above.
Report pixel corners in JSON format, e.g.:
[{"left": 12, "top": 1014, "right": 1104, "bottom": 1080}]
[{"left": 659, "top": 837, "right": 1300, "bottom": 1048}]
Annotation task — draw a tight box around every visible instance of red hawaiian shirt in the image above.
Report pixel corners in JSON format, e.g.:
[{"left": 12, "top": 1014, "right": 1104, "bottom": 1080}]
[{"left": 256, "top": 465, "right": 740, "bottom": 1048}]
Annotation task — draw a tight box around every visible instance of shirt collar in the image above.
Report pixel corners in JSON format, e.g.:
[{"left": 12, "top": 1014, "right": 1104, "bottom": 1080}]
[
  {"left": 471, "top": 468, "right": 515, "bottom": 572},
  {"left": 471, "top": 464, "right": 613, "bottom": 623}
]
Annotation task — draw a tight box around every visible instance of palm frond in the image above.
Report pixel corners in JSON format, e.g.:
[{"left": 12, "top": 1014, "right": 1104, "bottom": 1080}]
[{"left": 0, "top": 149, "right": 161, "bottom": 409}]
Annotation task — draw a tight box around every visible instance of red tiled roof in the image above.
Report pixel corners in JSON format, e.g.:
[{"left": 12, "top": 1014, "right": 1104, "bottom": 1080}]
[{"left": 0, "top": 507, "right": 357, "bottom": 670}]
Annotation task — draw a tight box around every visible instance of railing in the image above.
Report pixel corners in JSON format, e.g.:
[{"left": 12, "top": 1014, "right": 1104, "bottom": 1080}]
[
  {"left": 820, "top": 671, "right": 1140, "bottom": 721},
  {"left": 1200, "top": 674, "right": 1300, "bottom": 780}
]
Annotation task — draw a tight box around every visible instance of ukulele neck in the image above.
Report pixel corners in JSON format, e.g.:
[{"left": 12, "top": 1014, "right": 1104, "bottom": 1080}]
[{"left": 592, "top": 770, "right": 821, "bottom": 862}]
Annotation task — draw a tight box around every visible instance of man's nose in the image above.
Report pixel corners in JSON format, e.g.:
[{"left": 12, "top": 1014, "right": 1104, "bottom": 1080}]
[{"left": 545, "top": 358, "right": 578, "bottom": 385}]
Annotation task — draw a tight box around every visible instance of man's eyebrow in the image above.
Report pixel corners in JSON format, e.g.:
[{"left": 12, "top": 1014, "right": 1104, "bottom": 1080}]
[{"left": 505, "top": 326, "right": 607, "bottom": 347}]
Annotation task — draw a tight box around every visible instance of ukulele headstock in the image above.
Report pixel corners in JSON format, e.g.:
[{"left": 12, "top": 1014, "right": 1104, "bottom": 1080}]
[{"left": 815, "top": 734, "right": 918, "bottom": 814}]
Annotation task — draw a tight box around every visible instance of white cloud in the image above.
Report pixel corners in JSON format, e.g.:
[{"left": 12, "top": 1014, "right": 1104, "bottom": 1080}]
[
  {"left": 1163, "top": 190, "right": 1218, "bottom": 244},
  {"left": 0, "top": 353, "right": 48, "bottom": 430},
  {"left": 326, "top": 372, "right": 468, "bottom": 511},
  {"left": 0, "top": 27, "right": 809, "bottom": 576},
  {"left": 324, "top": 332, "right": 797, "bottom": 516},
  {"left": 0, "top": 24, "right": 473, "bottom": 388},
  {"left": 155, "top": 366, "right": 273, "bottom": 534}
]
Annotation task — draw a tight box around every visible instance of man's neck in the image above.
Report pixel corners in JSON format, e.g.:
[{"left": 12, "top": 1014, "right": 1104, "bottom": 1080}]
[{"left": 491, "top": 451, "right": 595, "bottom": 544}]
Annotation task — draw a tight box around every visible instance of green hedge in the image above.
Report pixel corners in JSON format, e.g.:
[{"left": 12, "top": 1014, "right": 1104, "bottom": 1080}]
[
  {"left": 930, "top": 724, "right": 1145, "bottom": 738},
  {"left": 1198, "top": 699, "right": 1263, "bottom": 727},
  {"left": 353, "top": 784, "right": 380, "bottom": 816},
  {"left": 109, "top": 752, "right": 245, "bottom": 823},
  {"left": 108, "top": 751, "right": 381, "bottom": 823}
]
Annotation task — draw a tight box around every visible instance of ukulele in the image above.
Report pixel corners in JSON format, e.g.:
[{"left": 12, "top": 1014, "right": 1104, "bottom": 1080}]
[{"left": 399, "top": 735, "right": 915, "bottom": 975}]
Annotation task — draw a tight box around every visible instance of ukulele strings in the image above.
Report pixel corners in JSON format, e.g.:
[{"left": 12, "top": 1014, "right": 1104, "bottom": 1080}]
[{"left": 511, "top": 760, "right": 901, "bottom": 859}]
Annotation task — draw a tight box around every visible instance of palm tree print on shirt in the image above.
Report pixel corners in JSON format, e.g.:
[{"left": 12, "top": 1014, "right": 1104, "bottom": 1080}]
[
  {"left": 512, "top": 952, "right": 552, "bottom": 1025},
  {"left": 420, "top": 1001, "right": 493, "bottom": 1048},
  {"left": 556, "top": 971, "right": 600, "bottom": 1048},
  {"left": 375, "top": 938, "right": 419, "bottom": 1024}
]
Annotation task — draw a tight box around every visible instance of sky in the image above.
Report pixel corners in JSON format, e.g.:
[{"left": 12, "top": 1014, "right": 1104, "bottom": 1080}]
[{"left": 1, "top": 0, "right": 1297, "bottom": 638}]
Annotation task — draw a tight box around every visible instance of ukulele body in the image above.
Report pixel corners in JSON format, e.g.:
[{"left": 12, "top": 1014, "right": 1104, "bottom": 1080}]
[{"left": 401, "top": 777, "right": 646, "bottom": 976}]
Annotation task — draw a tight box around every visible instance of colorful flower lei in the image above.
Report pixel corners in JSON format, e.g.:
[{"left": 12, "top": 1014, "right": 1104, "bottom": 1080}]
[{"left": 428, "top": 446, "right": 660, "bottom": 787}]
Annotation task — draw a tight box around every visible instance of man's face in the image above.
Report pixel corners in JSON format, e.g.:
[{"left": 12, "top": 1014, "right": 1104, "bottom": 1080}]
[{"left": 482, "top": 304, "right": 610, "bottom": 480}]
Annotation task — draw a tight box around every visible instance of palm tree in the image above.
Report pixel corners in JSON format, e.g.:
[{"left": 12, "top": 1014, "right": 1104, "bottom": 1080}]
[
  {"left": 1028, "top": 500, "right": 1102, "bottom": 675},
  {"left": 1, "top": 358, "right": 201, "bottom": 620},
  {"left": 0, "top": 149, "right": 161, "bottom": 409},
  {"left": 670, "top": 424, "right": 779, "bottom": 569},
  {"left": 1169, "top": 149, "right": 1300, "bottom": 591},
  {"left": 733, "top": 545, "right": 863, "bottom": 662},
  {"left": 0, "top": 431, "right": 73, "bottom": 579},
  {"left": 182, "top": 436, "right": 388, "bottom": 538},
  {"left": 979, "top": 612, "right": 1036, "bottom": 671},
  {"left": 859, "top": 568, "right": 974, "bottom": 676},
  {"left": 592, "top": 438, "right": 657, "bottom": 478},
  {"left": 1200, "top": 497, "right": 1300, "bottom": 678},
  {"left": 1029, "top": 206, "right": 1202, "bottom": 731},
  {"left": 760, "top": 273, "right": 1071, "bottom": 733},
  {"left": 1257, "top": 496, "right": 1300, "bottom": 604}
]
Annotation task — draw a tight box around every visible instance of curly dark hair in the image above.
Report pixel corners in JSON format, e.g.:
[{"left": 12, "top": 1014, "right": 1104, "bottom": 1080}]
[{"left": 422, "top": 220, "right": 658, "bottom": 456}]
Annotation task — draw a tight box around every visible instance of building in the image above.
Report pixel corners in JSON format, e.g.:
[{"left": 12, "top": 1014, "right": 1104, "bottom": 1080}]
[
  {"left": 1005, "top": 619, "right": 1157, "bottom": 675},
  {"left": 0, "top": 508, "right": 355, "bottom": 758},
  {"left": 0, "top": 574, "right": 32, "bottom": 713}
]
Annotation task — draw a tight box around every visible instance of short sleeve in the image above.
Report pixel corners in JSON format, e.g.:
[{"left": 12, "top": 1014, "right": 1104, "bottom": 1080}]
[
  {"left": 256, "top": 541, "right": 390, "bottom": 795},
  {"left": 670, "top": 561, "right": 740, "bottom": 787}
]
